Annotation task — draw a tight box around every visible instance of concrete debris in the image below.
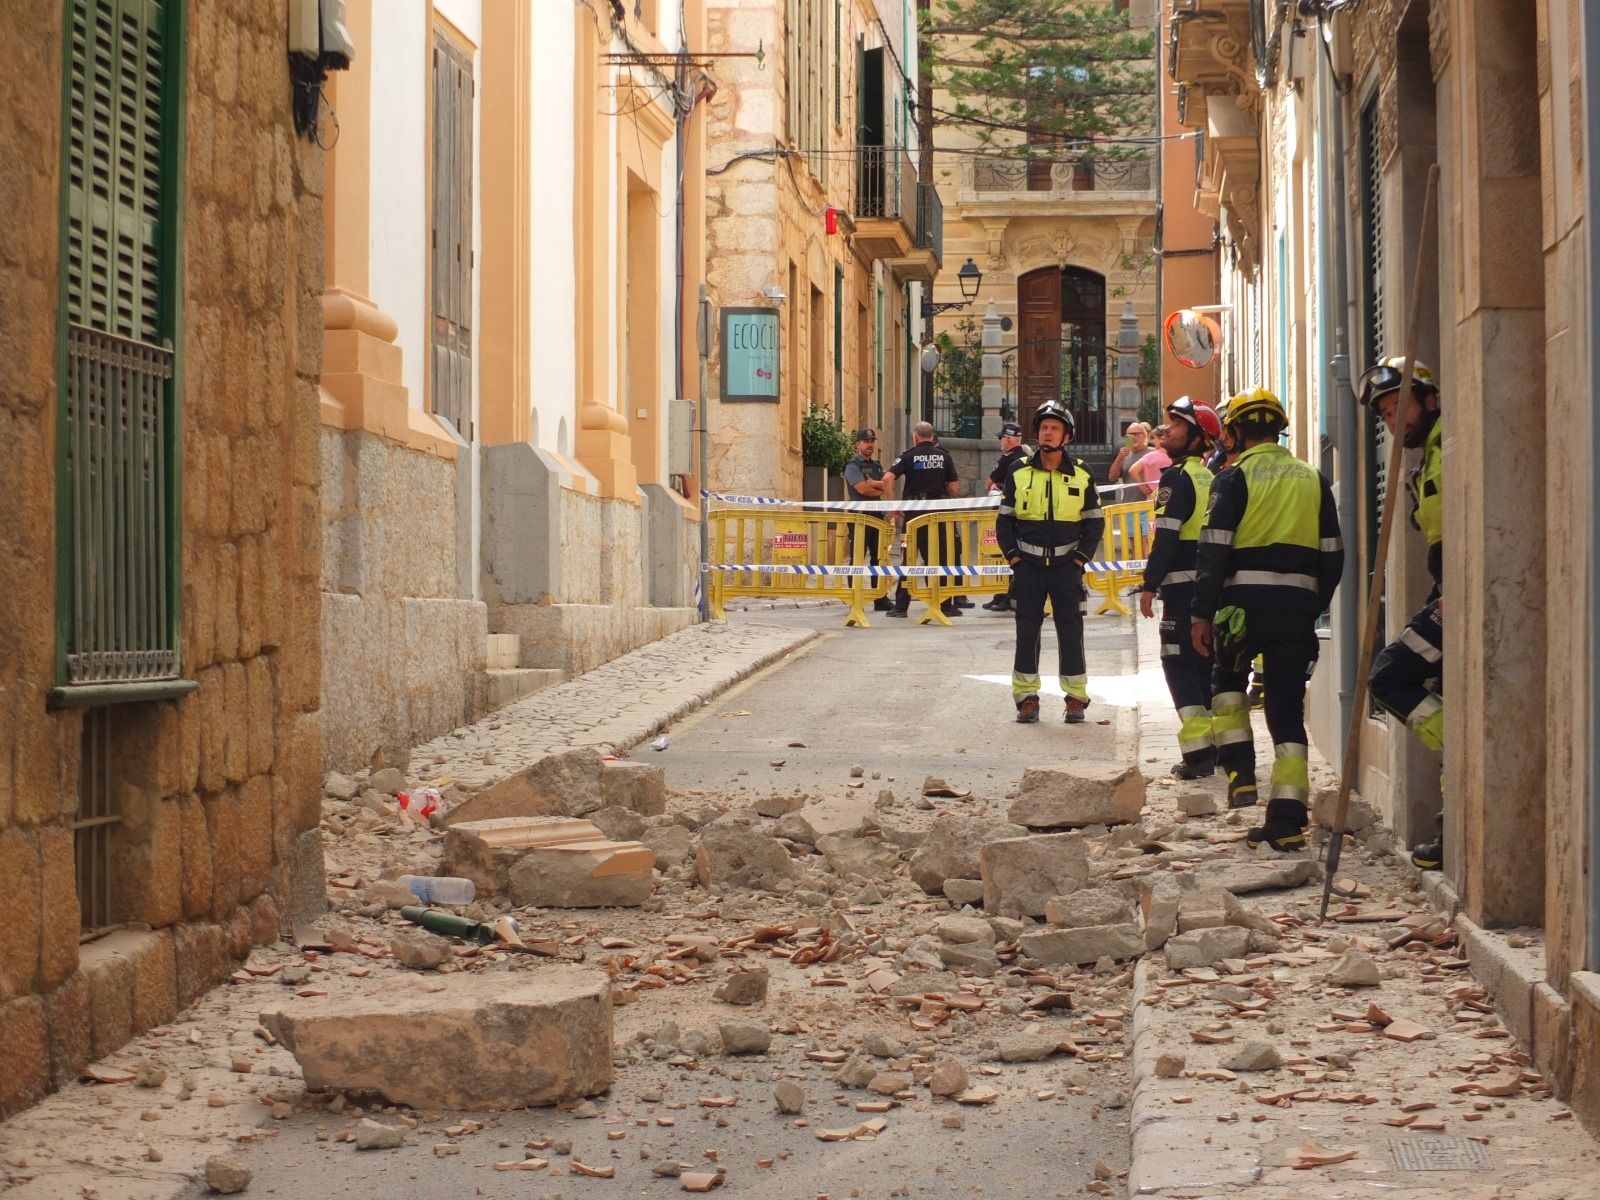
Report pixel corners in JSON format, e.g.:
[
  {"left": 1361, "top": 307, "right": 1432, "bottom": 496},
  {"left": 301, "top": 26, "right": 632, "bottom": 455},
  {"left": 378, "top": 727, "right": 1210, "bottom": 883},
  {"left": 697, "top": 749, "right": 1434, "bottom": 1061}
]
[
  {"left": 261, "top": 969, "right": 613, "bottom": 1109},
  {"left": 1153, "top": 1053, "right": 1186, "bottom": 1078},
  {"left": 1175, "top": 792, "right": 1219, "bottom": 817},
  {"left": 600, "top": 760, "right": 668, "bottom": 816},
  {"left": 695, "top": 818, "right": 802, "bottom": 891},
  {"left": 928, "top": 1059, "right": 970, "bottom": 1097},
  {"left": 1219, "top": 1041, "right": 1282, "bottom": 1071},
  {"left": 908, "top": 816, "right": 1027, "bottom": 895},
  {"left": 712, "top": 968, "right": 768, "bottom": 1006},
  {"left": 441, "top": 815, "right": 652, "bottom": 902},
  {"left": 388, "top": 932, "right": 451, "bottom": 970},
  {"left": 1019, "top": 924, "right": 1145, "bottom": 967},
  {"left": 354, "top": 1120, "right": 406, "bottom": 1150},
  {"left": 1327, "top": 949, "right": 1382, "bottom": 987},
  {"left": 503, "top": 833, "right": 656, "bottom": 909},
  {"left": 323, "top": 772, "right": 360, "bottom": 801},
  {"left": 942, "top": 878, "right": 986, "bottom": 906},
  {"left": 1164, "top": 925, "right": 1251, "bottom": 969},
  {"left": 937, "top": 939, "right": 1001, "bottom": 976},
  {"left": 816, "top": 833, "right": 899, "bottom": 882},
  {"left": 718, "top": 1020, "right": 772, "bottom": 1055},
  {"left": 205, "top": 1155, "right": 253, "bottom": 1193},
  {"left": 1045, "top": 887, "right": 1137, "bottom": 929},
  {"left": 1201, "top": 858, "right": 1323, "bottom": 895},
  {"left": 364, "top": 878, "right": 418, "bottom": 909},
  {"left": 587, "top": 805, "right": 648, "bottom": 842},
  {"left": 788, "top": 795, "right": 874, "bottom": 843},
  {"left": 935, "top": 916, "right": 996, "bottom": 945},
  {"left": 1311, "top": 787, "right": 1377, "bottom": 832},
  {"left": 367, "top": 768, "right": 405, "bottom": 796},
  {"left": 1007, "top": 763, "right": 1147, "bottom": 828},
  {"left": 1137, "top": 878, "right": 1181, "bottom": 951},
  {"left": 864, "top": 1033, "right": 907, "bottom": 1059},
  {"left": 751, "top": 794, "right": 806, "bottom": 818},
  {"left": 773, "top": 1081, "right": 806, "bottom": 1113},
  {"left": 980, "top": 833, "right": 1091, "bottom": 917},
  {"left": 996, "top": 1035, "right": 1059, "bottom": 1063},
  {"left": 1221, "top": 890, "right": 1280, "bottom": 936},
  {"left": 921, "top": 777, "right": 971, "bottom": 799},
  {"left": 642, "top": 822, "right": 695, "bottom": 870},
  {"left": 443, "top": 747, "right": 606, "bottom": 826}
]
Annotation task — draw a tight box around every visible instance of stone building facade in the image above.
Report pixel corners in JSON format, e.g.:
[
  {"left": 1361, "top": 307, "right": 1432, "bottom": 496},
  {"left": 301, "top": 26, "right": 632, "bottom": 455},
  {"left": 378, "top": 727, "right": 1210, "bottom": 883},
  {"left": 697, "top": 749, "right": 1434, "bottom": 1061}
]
[
  {"left": 1168, "top": 0, "right": 1600, "bottom": 1130},
  {"left": 0, "top": 0, "right": 325, "bottom": 1118},
  {"left": 703, "top": 0, "right": 935, "bottom": 496}
]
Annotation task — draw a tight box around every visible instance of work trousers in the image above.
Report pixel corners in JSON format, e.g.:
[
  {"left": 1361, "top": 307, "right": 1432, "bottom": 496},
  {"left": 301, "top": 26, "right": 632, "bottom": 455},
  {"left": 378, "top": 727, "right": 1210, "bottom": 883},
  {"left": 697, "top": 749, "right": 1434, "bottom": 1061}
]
[
  {"left": 1159, "top": 590, "right": 1214, "bottom": 768},
  {"left": 894, "top": 524, "right": 960, "bottom": 612},
  {"left": 1210, "top": 605, "right": 1319, "bottom": 810},
  {"left": 1011, "top": 559, "right": 1088, "bottom": 701},
  {"left": 1370, "top": 597, "right": 1444, "bottom": 750}
]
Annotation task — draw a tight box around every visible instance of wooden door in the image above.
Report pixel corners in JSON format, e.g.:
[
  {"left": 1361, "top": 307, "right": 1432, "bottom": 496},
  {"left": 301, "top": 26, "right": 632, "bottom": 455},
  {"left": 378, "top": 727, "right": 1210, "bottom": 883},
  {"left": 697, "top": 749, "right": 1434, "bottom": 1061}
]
[{"left": 1016, "top": 267, "right": 1062, "bottom": 431}]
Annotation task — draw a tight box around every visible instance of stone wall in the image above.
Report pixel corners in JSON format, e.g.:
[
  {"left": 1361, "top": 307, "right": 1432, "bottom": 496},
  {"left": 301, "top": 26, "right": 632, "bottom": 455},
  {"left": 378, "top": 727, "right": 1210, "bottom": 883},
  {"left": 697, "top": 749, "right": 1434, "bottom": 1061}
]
[
  {"left": 0, "top": 1, "right": 325, "bottom": 1118},
  {"left": 319, "top": 428, "right": 487, "bottom": 773}
]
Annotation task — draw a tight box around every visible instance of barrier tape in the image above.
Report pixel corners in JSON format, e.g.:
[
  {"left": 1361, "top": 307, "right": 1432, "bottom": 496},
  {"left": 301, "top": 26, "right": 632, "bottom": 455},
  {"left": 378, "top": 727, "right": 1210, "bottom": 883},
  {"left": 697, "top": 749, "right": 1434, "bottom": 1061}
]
[
  {"left": 702, "top": 481, "right": 1153, "bottom": 511},
  {"left": 702, "top": 560, "right": 1147, "bottom": 578}
]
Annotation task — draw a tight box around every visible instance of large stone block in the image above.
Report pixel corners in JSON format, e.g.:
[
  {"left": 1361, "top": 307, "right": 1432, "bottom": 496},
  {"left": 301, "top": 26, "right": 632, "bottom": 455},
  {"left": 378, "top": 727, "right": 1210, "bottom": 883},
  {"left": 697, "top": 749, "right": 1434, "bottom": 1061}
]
[
  {"left": 1019, "top": 924, "right": 1146, "bottom": 967},
  {"left": 0, "top": 827, "right": 41, "bottom": 1001},
  {"left": 908, "top": 816, "right": 1028, "bottom": 895},
  {"left": 38, "top": 824, "right": 80, "bottom": 989},
  {"left": 222, "top": 660, "right": 249, "bottom": 784},
  {"left": 442, "top": 816, "right": 655, "bottom": 907},
  {"left": 1164, "top": 926, "right": 1251, "bottom": 970},
  {"left": 695, "top": 818, "right": 802, "bottom": 892},
  {"left": 980, "top": 833, "right": 1091, "bottom": 918},
  {"left": 786, "top": 795, "right": 873, "bottom": 844},
  {"left": 80, "top": 939, "right": 135, "bottom": 1061},
  {"left": 128, "top": 930, "right": 179, "bottom": 1031},
  {"left": 600, "top": 761, "right": 666, "bottom": 816},
  {"left": 245, "top": 654, "right": 275, "bottom": 776},
  {"left": 0, "top": 995, "right": 49, "bottom": 1120},
  {"left": 206, "top": 790, "right": 242, "bottom": 919},
  {"left": 260, "top": 969, "right": 614, "bottom": 1109},
  {"left": 113, "top": 795, "right": 181, "bottom": 929},
  {"left": 44, "top": 972, "right": 91, "bottom": 1088},
  {"left": 445, "top": 748, "right": 606, "bottom": 826},
  {"left": 180, "top": 793, "right": 215, "bottom": 919},
  {"left": 1007, "top": 763, "right": 1146, "bottom": 828},
  {"left": 174, "top": 921, "right": 229, "bottom": 1011},
  {"left": 236, "top": 774, "right": 275, "bottom": 901},
  {"left": 1044, "top": 886, "right": 1136, "bottom": 929}
]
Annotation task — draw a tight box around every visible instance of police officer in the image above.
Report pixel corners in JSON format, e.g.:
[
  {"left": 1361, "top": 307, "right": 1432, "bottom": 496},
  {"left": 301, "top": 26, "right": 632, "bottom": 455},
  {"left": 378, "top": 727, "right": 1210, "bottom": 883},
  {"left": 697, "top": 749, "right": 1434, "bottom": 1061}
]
[
  {"left": 996, "top": 401, "right": 1104, "bottom": 723},
  {"left": 1191, "top": 388, "right": 1344, "bottom": 849},
  {"left": 842, "top": 428, "right": 895, "bottom": 612},
  {"left": 882, "top": 421, "right": 961, "bottom": 619},
  {"left": 1361, "top": 357, "right": 1445, "bottom": 869},
  {"left": 982, "top": 421, "right": 1030, "bottom": 612},
  {"left": 1138, "top": 397, "right": 1223, "bottom": 778}
]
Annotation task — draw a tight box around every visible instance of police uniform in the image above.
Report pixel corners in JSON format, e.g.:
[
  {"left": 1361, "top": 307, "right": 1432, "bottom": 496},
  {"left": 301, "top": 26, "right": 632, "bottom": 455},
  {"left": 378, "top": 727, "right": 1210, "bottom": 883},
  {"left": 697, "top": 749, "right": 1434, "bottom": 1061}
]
[
  {"left": 1142, "top": 454, "right": 1215, "bottom": 773},
  {"left": 996, "top": 451, "right": 1104, "bottom": 708},
  {"left": 843, "top": 434, "right": 893, "bottom": 612},
  {"left": 887, "top": 439, "right": 960, "bottom": 615},
  {"left": 1193, "top": 440, "right": 1344, "bottom": 827},
  {"left": 1369, "top": 414, "right": 1444, "bottom": 750},
  {"left": 984, "top": 423, "right": 1030, "bottom": 611}
]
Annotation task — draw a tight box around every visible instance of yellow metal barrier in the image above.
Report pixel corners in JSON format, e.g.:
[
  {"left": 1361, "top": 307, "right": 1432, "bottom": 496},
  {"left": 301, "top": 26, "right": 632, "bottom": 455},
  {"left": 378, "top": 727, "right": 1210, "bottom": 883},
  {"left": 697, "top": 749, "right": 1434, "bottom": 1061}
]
[
  {"left": 898, "top": 510, "right": 1008, "bottom": 625},
  {"left": 706, "top": 507, "right": 896, "bottom": 627},
  {"left": 1090, "top": 500, "right": 1156, "bottom": 615}
]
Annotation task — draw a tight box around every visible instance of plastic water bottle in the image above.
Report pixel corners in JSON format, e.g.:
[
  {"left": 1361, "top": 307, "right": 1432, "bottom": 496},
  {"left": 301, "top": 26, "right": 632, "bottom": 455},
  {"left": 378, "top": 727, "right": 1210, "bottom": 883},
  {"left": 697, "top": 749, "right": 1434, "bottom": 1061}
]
[{"left": 397, "top": 875, "right": 475, "bottom": 905}]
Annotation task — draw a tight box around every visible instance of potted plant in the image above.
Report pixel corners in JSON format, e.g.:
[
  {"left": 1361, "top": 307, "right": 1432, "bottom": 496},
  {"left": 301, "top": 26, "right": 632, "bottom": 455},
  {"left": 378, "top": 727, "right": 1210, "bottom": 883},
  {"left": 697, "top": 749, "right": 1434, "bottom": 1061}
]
[
  {"left": 801, "top": 405, "right": 852, "bottom": 500},
  {"left": 933, "top": 317, "right": 984, "bottom": 439}
]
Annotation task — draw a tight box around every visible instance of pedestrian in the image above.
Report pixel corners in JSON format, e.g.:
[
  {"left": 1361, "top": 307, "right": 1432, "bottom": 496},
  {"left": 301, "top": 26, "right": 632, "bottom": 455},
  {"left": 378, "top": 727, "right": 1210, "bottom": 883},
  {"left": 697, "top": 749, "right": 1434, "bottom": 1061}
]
[
  {"left": 881, "top": 421, "right": 962, "bottom": 619},
  {"left": 1191, "top": 388, "right": 1344, "bottom": 849},
  {"left": 1131, "top": 426, "right": 1172, "bottom": 498},
  {"left": 982, "top": 420, "right": 1030, "bottom": 613},
  {"left": 996, "top": 400, "right": 1104, "bottom": 723},
  {"left": 1361, "top": 357, "right": 1445, "bottom": 870},
  {"left": 842, "top": 428, "right": 895, "bottom": 612},
  {"left": 1106, "top": 419, "right": 1152, "bottom": 501},
  {"left": 1138, "top": 397, "right": 1224, "bottom": 778}
]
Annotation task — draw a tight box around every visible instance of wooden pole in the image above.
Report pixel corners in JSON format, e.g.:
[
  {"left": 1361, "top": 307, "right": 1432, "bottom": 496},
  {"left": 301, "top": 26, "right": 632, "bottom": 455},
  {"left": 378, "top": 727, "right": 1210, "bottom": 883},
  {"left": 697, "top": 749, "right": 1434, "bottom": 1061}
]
[{"left": 1319, "top": 164, "right": 1440, "bottom": 922}]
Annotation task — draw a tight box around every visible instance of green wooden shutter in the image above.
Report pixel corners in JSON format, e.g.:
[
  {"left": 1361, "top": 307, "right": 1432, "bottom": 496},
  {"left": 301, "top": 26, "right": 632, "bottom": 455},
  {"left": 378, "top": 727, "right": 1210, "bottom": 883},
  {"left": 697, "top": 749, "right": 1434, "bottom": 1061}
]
[
  {"left": 56, "top": 0, "right": 187, "bottom": 701},
  {"left": 431, "top": 33, "right": 474, "bottom": 441}
]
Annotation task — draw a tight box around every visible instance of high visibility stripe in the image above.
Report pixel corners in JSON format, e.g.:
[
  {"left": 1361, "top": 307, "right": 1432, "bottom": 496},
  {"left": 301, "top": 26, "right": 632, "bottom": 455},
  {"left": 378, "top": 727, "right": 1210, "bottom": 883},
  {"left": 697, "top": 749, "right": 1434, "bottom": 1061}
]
[
  {"left": 1268, "top": 743, "right": 1310, "bottom": 801},
  {"left": 1018, "top": 540, "right": 1076, "bottom": 556},
  {"left": 1224, "top": 569, "right": 1318, "bottom": 592},
  {"left": 1407, "top": 694, "right": 1445, "bottom": 750},
  {"left": 1160, "top": 643, "right": 1181, "bottom": 657},
  {"left": 1063, "top": 674, "right": 1089, "bottom": 701},
  {"left": 1155, "top": 516, "right": 1183, "bottom": 531},
  {"left": 1320, "top": 537, "right": 1343, "bottom": 551},
  {"left": 1012, "top": 672, "right": 1041, "bottom": 699},
  {"left": 1200, "top": 528, "right": 1234, "bottom": 545},
  {"left": 1163, "top": 569, "right": 1196, "bottom": 584},
  {"left": 1178, "top": 707, "right": 1215, "bottom": 753},
  {"left": 1212, "top": 691, "right": 1252, "bottom": 745},
  {"left": 998, "top": 505, "right": 1015, "bottom": 515},
  {"left": 1399, "top": 626, "right": 1442, "bottom": 662}
]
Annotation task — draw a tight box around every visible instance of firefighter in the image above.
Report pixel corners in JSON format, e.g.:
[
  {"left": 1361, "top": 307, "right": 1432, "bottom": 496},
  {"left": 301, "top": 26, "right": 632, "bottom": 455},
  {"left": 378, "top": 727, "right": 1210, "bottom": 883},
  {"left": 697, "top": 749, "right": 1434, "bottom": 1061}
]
[
  {"left": 1361, "top": 357, "right": 1445, "bottom": 870},
  {"left": 1138, "top": 397, "right": 1224, "bottom": 779},
  {"left": 996, "top": 401, "right": 1104, "bottom": 724},
  {"left": 1191, "top": 388, "right": 1345, "bottom": 849}
]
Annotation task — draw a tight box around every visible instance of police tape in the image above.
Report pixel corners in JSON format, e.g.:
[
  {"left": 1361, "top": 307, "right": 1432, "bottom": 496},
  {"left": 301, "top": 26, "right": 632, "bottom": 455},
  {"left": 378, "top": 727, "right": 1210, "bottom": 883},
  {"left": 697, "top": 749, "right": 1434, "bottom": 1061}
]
[
  {"left": 702, "top": 561, "right": 1147, "bottom": 577},
  {"left": 702, "top": 484, "right": 1150, "bottom": 511}
]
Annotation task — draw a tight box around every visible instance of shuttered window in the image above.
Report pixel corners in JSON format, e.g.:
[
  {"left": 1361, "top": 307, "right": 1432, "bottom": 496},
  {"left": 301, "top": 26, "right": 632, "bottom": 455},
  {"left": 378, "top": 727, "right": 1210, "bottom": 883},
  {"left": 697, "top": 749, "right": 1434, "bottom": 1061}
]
[
  {"left": 431, "top": 31, "right": 474, "bottom": 440},
  {"left": 56, "top": 0, "right": 186, "bottom": 700},
  {"left": 1357, "top": 96, "right": 1387, "bottom": 570}
]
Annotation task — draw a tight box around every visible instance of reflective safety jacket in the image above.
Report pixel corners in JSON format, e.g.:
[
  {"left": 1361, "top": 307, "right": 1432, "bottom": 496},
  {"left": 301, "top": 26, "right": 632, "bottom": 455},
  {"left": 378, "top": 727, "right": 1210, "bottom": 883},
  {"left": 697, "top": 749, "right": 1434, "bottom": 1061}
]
[
  {"left": 1142, "top": 455, "right": 1213, "bottom": 595},
  {"left": 1192, "top": 442, "right": 1344, "bottom": 620},
  {"left": 996, "top": 455, "right": 1104, "bottom": 567},
  {"left": 1410, "top": 416, "right": 1443, "bottom": 591}
]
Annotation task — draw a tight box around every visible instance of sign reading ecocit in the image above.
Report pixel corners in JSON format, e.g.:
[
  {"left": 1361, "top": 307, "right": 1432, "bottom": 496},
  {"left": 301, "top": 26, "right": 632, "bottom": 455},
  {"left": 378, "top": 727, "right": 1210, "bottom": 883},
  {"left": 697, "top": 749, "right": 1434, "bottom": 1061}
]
[{"left": 720, "top": 307, "right": 781, "bottom": 402}]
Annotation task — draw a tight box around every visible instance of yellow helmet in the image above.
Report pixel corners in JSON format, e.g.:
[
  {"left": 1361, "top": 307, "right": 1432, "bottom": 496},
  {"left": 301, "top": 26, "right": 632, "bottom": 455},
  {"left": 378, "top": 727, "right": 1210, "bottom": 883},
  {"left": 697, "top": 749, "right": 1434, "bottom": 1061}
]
[
  {"left": 1357, "top": 356, "right": 1438, "bottom": 407},
  {"left": 1223, "top": 387, "right": 1287, "bottom": 433}
]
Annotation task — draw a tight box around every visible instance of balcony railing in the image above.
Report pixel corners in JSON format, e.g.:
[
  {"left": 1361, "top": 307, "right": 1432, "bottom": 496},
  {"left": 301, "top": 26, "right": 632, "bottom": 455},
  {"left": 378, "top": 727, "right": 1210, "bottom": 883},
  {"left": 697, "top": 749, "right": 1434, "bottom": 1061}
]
[
  {"left": 857, "top": 145, "right": 917, "bottom": 222},
  {"left": 962, "top": 155, "right": 1155, "bottom": 196},
  {"left": 915, "top": 181, "right": 944, "bottom": 261}
]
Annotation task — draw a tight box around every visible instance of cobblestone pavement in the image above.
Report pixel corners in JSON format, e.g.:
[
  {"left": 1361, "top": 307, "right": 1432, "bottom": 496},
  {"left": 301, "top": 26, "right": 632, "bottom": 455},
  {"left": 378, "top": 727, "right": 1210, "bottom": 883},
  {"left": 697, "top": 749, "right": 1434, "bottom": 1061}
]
[
  {"left": 1125, "top": 617, "right": 1600, "bottom": 1199},
  {"left": 405, "top": 618, "right": 821, "bottom": 796}
]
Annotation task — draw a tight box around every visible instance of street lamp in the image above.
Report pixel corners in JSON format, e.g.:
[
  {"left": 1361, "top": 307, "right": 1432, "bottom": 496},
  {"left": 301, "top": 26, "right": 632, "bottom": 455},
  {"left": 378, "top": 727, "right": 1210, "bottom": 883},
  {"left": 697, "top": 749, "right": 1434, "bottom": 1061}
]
[{"left": 922, "top": 257, "right": 983, "bottom": 319}]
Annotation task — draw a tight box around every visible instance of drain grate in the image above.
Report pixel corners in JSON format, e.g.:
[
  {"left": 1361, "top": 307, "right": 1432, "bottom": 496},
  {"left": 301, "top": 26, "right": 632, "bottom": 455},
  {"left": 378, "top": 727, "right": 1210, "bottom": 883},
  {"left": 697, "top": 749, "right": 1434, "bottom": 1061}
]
[{"left": 1389, "top": 1136, "right": 1493, "bottom": 1172}]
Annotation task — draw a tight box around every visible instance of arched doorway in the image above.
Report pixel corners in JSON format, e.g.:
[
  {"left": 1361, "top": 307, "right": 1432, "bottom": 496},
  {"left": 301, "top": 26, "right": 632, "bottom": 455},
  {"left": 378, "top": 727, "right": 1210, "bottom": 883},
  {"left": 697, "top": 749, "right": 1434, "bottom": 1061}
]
[{"left": 1014, "top": 266, "right": 1109, "bottom": 446}]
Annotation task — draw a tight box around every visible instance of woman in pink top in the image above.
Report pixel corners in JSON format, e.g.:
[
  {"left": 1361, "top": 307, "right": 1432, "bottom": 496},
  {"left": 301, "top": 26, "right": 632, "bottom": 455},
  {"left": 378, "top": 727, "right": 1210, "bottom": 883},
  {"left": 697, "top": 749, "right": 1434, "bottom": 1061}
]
[{"left": 1131, "top": 425, "right": 1171, "bottom": 497}]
